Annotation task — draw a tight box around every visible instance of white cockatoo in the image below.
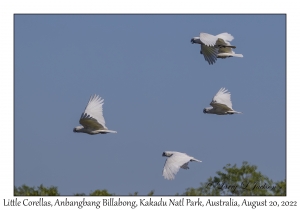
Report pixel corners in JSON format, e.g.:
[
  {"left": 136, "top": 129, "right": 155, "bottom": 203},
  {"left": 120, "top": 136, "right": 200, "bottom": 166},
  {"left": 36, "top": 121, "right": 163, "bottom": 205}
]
[
  {"left": 73, "top": 94, "right": 117, "bottom": 135},
  {"left": 203, "top": 88, "right": 242, "bottom": 115},
  {"left": 191, "top": 32, "right": 238, "bottom": 65},
  {"left": 162, "top": 151, "right": 201, "bottom": 180}
]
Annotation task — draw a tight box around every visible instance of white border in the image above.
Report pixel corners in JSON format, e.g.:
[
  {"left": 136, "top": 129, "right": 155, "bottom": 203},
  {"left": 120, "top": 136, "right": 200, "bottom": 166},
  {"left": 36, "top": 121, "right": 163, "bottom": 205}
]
[{"left": 1, "top": 0, "right": 298, "bottom": 209}]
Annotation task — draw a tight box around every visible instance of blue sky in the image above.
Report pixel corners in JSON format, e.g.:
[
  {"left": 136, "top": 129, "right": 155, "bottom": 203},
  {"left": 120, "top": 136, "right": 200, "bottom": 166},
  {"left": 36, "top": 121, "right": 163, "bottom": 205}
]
[{"left": 14, "top": 15, "right": 285, "bottom": 195}]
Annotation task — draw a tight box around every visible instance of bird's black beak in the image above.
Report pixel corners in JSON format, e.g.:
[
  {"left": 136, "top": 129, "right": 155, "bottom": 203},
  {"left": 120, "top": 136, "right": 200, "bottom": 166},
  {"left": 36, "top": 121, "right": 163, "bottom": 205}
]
[
  {"left": 162, "top": 152, "right": 166, "bottom": 157},
  {"left": 73, "top": 128, "right": 77, "bottom": 132},
  {"left": 203, "top": 109, "right": 207, "bottom": 114},
  {"left": 190, "top": 38, "right": 194, "bottom": 44}
]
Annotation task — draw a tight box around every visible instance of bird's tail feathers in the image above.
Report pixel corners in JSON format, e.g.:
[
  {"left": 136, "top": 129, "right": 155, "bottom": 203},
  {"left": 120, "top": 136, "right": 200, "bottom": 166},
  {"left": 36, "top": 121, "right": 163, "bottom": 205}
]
[
  {"left": 102, "top": 130, "right": 117, "bottom": 133},
  {"left": 192, "top": 158, "right": 202, "bottom": 163},
  {"left": 228, "top": 111, "right": 242, "bottom": 114},
  {"left": 217, "top": 53, "right": 243, "bottom": 58},
  {"left": 232, "top": 53, "right": 243, "bottom": 58}
]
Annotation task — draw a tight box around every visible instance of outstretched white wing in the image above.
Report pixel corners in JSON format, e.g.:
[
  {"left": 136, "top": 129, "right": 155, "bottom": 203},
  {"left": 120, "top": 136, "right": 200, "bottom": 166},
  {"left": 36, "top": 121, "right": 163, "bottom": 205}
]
[
  {"left": 163, "top": 152, "right": 192, "bottom": 180},
  {"left": 201, "top": 45, "right": 218, "bottom": 65},
  {"left": 216, "top": 32, "right": 234, "bottom": 45},
  {"left": 199, "top": 33, "right": 218, "bottom": 46},
  {"left": 79, "top": 95, "right": 107, "bottom": 130},
  {"left": 210, "top": 88, "right": 233, "bottom": 110}
]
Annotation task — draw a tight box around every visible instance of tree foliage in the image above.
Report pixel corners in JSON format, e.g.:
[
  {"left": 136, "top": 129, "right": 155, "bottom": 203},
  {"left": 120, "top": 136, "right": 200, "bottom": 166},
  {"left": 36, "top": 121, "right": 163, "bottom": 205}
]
[
  {"left": 74, "top": 189, "right": 114, "bottom": 196},
  {"left": 271, "top": 179, "right": 286, "bottom": 196},
  {"left": 89, "top": 189, "right": 114, "bottom": 196},
  {"left": 181, "top": 161, "right": 285, "bottom": 196},
  {"left": 14, "top": 184, "right": 59, "bottom": 196}
]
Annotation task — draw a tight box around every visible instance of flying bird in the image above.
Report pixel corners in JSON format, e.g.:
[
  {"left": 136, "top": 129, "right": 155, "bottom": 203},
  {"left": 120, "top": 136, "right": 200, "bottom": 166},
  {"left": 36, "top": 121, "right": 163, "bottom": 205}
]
[
  {"left": 203, "top": 87, "right": 242, "bottom": 115},
  {"left": 191, "top": 32, "right": 239, "bottom": 65},
  {"left": 73, "top": 94, "right": 117, "bottom": 135},
  {"left": 162, "top": 151, "right": 201, "bottom": 180}
]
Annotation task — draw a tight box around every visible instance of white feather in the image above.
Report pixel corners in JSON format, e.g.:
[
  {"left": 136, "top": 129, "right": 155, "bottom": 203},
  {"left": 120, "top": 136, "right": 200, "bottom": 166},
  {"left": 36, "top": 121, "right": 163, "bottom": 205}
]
[
  {"left": 81, "top": 94, "right": 106, "bottom": 128},
  {"left": 216, "top": 32, "right": 234, "bottom": 44},
  {"left": 201, "top": 45, "right": 218, "bottom": 65},
  {"left": 199, "top": 33, "right": 219, "bottom": 46},
  {"left": 213, "top": 88, "right": 233, "bottom": 109},
  {"left": 217, "top": 48, "right": 243, "bottom": 59}
]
